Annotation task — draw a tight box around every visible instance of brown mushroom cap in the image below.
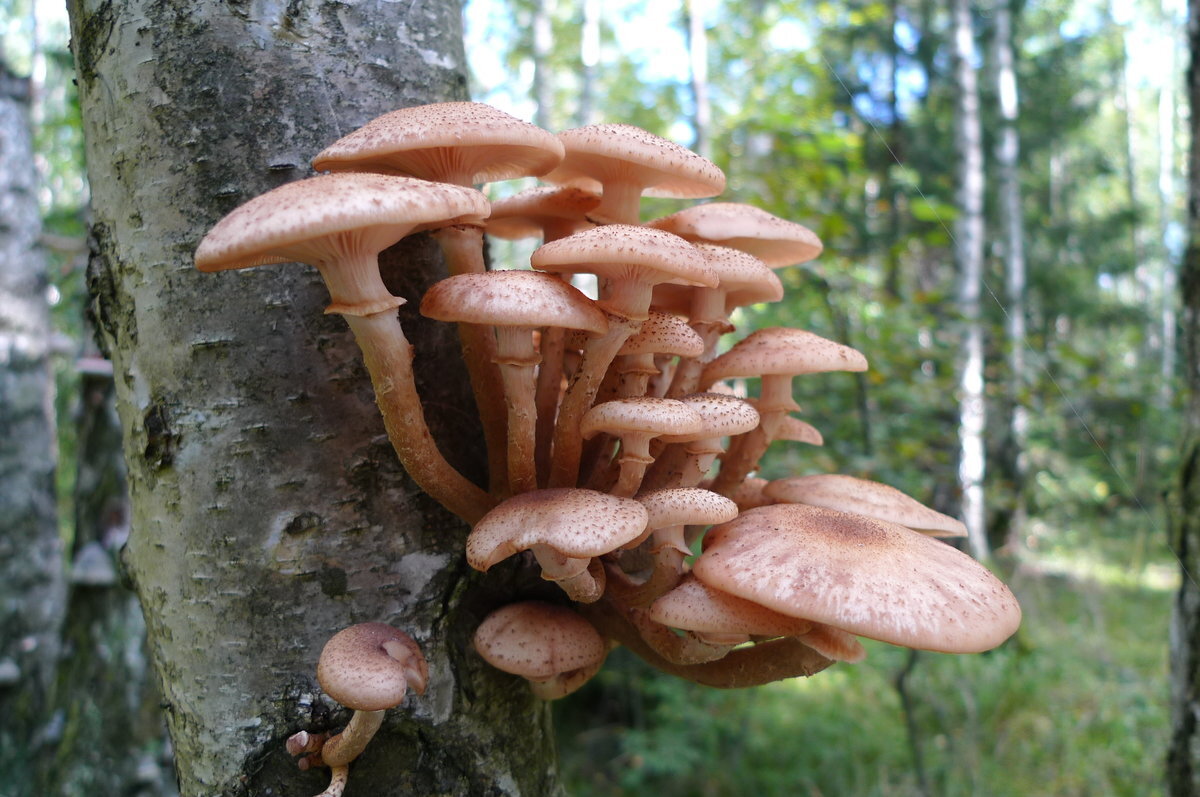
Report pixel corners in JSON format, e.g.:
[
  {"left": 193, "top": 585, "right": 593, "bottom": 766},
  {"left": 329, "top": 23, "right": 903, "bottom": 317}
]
[
  {"left": 657, "top": 392, "right": 760, "bottom": 444},
  {"left": 311, "top": 101, "right": 564, "bottom": 186},
  {"left": 646, "top": 202, "right": 823, "bottom": 268},
  {"left": 486, "top": 186, "right": 601, "bottom": 241},
  {"left": 650, "top": 574, "right": 815, "bottom": 640},
  {"left": 543, "top": 123, "right": 726, "bottom": 200},
  {"left": 194, "top": 172, "right": 490, "bottom": 315},
  {"left": 701, "top": 326, "right": 869, "bottom": 384},
  {"left": 764, "top": 474, "right": 966, "bottom": 537},
  {"left": 465, "top": 488, "right": 649, "bottom": 571},
  {"left": 693, "top": 503, "right": 1021, "bottom": 653},
  {"left": 473, "top": 601, "right": 607, "bottom": 687},
  {"left": 619, "top": 312, "right": 705, "bottom": 359},
  {"left": 636, "top": 488, "right": 739, "bottom": 553},
  {"left": 580, "top": 397, "right": 705, "bottom": 447},
  {"left": 316, "top": 623, "right": 428, "bottom": 712}
]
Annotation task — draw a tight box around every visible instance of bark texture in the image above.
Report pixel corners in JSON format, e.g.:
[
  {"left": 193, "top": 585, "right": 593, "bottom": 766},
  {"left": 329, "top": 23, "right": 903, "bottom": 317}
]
[
  {"left": 0, "top": 56, "right": 68, "bottom": 794},
  {"left": 1168, "top": 1, "right": 1200, "bottom": 791},
  {"left": 65, "top": 2, "right": 559, "bottom": 795}
]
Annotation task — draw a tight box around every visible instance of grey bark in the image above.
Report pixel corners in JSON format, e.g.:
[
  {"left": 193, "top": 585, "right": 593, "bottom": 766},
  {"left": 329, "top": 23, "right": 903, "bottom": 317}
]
[
  {"left": 64, "top": 2, "right": 559, "bottom": 795},
  {"left": 0, "top": 54, "right": 68, "bottom": 795},
  {"left": 950, "top": 0, "right": 989, "bottom": 560},
  {"left": 1168, "top": 2, "right": 1200, "bottom": 792}
]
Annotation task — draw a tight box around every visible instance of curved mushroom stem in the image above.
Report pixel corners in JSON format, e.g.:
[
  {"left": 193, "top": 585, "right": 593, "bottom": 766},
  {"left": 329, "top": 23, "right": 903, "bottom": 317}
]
[
  {"left": 531, "top": 545, "right": 606, "bottom": 603},
  {"left": 709, "top": 426, "right": 770, "bottom": 497},
  {"left": 345, "top": 311, "right": 496, "bottom": 525},
  {"left": 315, "top": 765, "right": 350, "bottom": 797},
  {"left": 319, "top": 708, "right": 385, "bottom": 767},
  {"left": 431, "top": 224, "right": 510, "bottom": 495}
]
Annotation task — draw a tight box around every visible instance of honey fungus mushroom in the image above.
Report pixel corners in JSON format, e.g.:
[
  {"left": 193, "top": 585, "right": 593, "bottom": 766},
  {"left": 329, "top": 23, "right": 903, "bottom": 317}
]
[{"left": 473, "top": 601, "right": 609, "bottom": 699}]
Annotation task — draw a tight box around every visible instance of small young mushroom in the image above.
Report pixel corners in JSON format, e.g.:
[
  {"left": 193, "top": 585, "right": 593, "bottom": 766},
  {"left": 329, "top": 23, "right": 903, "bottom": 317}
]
[
  {"left": 579, "top": 398, "right": 704, "bottom": 497},
  {"left": 642, "top": 392, "right": 761, "bottom": 491},
  {"left": 465, "top": 488, "right": 649, "bottom": 602},
  {"left": 293, "top": 623, "right": 428, "bottom": 796},
  {"left": 473, "top": 601, "right": 609, "bottom": 699},
  {"left": 763, "top": 474, "right": 967, "bottom": 537}
]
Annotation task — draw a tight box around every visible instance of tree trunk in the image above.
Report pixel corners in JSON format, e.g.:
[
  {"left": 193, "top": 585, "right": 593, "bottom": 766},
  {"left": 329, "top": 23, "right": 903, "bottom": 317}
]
[
  {"left": 684, "top": 0, "right": 712, "bottom": 162},
  {"left": 0, "top": 53, "right": 68, "bottom": 797},
  {"left": 951, "top": 0, "right": 989, "bottom": 560},
  {"left": 992, "top": 0, "right": 1029, "bottom": 552},
  {"left": 1168, "top": 2, "right": 1200, "bottom": 792},
  {"left": 65, "top": 3, "right": 559, "bottom": 795}
]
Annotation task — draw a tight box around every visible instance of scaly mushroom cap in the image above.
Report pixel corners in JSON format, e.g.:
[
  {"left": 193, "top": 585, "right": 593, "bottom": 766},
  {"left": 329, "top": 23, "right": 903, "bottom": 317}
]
[
  {"left": 543, "top": 123, "right": 726, "bottom": 200},
  {"left": 311, "top": 101, "right": 564, "bottom": 185},
  {"left": 619, "top": 312, "right": 705, "bottom": 359},
  {"left": 486, "top": 186, "right": 602, "bottom": 241},
  {"left": 580, "top": 398, "right": 705, "bottom": 446},
  {"left": 473, "top": 601, "right": 608, "bottom": 696},
  {"left": 657, "top": 392, "right": 760, "bottom": 444},
  {"left": 653, "top": 244, "right": 783, "bottom": 321},
  {"left": 646, "top": 202, "right": 823, "bottom": 268},
  {"left": 764, "top": 474, "right": 966, "bottom": 537},
  {"left": 420, "top": 270, "right": 608, "bottom": 340},
  {"left": 693, "top": 504, "right": 1021, "bottom": 653},
  {"left": 316, "top": 623, "right": 428, "bottom": 712},
  {"left": 466, "top": 488, "right": 649, "bottom": 570},
  {"left": 638, "top": 488, "right": 738, "bottom": 529},
  {"left": 650, "top": 574, "right": 816, "bottom": 640},
  {"left": 193, "top": 173, "right": 490, "bottom": 315},
  {"left": 701, "top": 327, "right": 869, "bottom": 384}
]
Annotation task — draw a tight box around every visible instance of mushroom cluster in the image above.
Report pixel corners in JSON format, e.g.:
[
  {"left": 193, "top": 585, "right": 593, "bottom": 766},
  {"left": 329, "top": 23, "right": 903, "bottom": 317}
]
[{"left": 195, "top": 102, "right": 1021, "bottom": 788}]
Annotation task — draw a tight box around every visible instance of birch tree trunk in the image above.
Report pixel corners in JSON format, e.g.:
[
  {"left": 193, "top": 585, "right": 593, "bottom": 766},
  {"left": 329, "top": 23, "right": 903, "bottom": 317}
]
[
  {"left": 684, "top": 0, "right": 712, "bottom": 162},
  {"left": 65, "top": 3, "right": 559, "bottom": 795},
  {"left": 951, "top": 0, "right": 989, "bottom": 560},
  {"left": 1167, "top": 2, "right": 1200, "bottom": 791},
  {"left": 0, "top": 53, "right": 67, "bottom": 797}
]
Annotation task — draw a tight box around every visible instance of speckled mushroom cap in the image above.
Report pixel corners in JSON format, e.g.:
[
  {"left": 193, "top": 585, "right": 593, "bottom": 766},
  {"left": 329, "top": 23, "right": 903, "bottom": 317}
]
[
  {"left": 700, "top": 327, "right": 869, "bottom": 385},
  {"left": 638, "top": 488, "right": 738, "bottom": 530},
  {"left": 311, "top": 102, "right": 564, "bottom": 186},
  {"left": 466, "top": 488, "right": 649, "bottom": 571},
  {"left": 543, "top": 123, "right": 725, "bottom": 200},
  {"left": 646, "top": 202, "right": 823, "bottom": 268},
  {"left": 763, "top": 474, "right": 967, "bottom": 538},
  {"left": 486, "top": 186, "right": 601, "bottom": 241},
  {"left": 316, "top": 623, "right": 429, "bottom": 712},
  {"left": 656, "top": 393, "right": 760, "bottom": 444},
  {"left": 649, "top": 574, "right": 815, "bottom": 639},
  {"left": 619, "top": 312, "right": 705, "bottom": 358},
  {"left": 420, "top": 270, "right": 608, "bottom": 337},
  {"left": 693, "top": 503, "right": 1022, "bottom": 653},
  {"left": 473, "top": 601, "right": 607, "bottom": 682},
  {"left": 580, "top": 398, "right": 705, "bottom": 443},
  {"left": 651, "top": 244, "right": 782, "bottom": 322},
  {"left": 774, "top": 416, "right": 824, "bottom": 446},
  {"left": 193, "top": 173, "right": 490, "bottom": 315},
  {"left": 531, "top": 225, "right": 717, "bottom": 321}
]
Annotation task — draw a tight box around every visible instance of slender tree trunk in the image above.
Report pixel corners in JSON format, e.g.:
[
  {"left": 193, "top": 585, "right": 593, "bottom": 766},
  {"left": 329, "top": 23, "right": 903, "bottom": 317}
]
[
  {"left": 1168, "top": 2, "right": 1200, "bottom": 792},
  {"left": 992, "top": 0, "right": 1029, "bottom": 551},
  {"left": 684, "top": 0, "right": 712, "bottom": 161},
  {"left": 532, "top": 0, "right": 555, "bottom": 130},
  {"left": 0, "top": 53, "right": 68, "bottom": 796},
  {"left": 951, "top": 0, "right": 989, "bottom": 560},
  {"left": 579, "top": 0, "right": 601, "bottom": 125},
  {"left": 65, "top": 3, "right": 559, "bottom": 795}
]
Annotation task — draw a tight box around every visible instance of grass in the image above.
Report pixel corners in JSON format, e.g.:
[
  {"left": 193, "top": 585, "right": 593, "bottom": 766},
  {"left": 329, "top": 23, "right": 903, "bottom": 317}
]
[{"left": 554, "top": 550, "right": 1175, "bottom": 796}]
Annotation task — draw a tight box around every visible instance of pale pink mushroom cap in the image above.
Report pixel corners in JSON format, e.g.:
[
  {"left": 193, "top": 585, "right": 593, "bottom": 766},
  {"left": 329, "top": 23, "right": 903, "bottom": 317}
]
[
  {"left": 473, "top": 601, "right": 608, "bottom": 698},
  {"left": 764, "top": 474, "right": 967, "bottom": 537},
  {"left": 647, "top": 202, "right": 823, "bottom": 268},
  {"left": 316, "top": 623, "right": 429, "bottom": 712}
]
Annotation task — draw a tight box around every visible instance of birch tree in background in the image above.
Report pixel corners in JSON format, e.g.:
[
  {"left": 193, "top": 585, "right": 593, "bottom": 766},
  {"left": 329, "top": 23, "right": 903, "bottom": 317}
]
[
  {"left": 951, "top": 0, "right": 989, "bottom": 560},
  {"left": 64, "top": 2, "right": 558, "bottom": 794}
]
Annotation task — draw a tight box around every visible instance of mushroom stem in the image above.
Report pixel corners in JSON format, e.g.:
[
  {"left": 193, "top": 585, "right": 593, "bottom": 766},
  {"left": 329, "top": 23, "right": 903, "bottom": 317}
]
[
  {"left": 548, "top": 314, "right": 641, "bottom": 488},
  {"left": 591, "top": 179, "right": 644, "bottom": 225},
  {"left": 431, "top": 224, "right": 510, "bottom": 495},
  {"left": 709, "top": 426, "right": 770, "bottom": 497},
  {"left": 319, "top": 709, "right": 385, "bottom": 768},
  {"left": 493, "top": 327, "right": 541, "bottom": 495},
  {"left": 345, "top": 311, "right": 496, "bottom": 525},
  {"left": 315, "top": 765, "right": 350, "bottom": 797},
  {"left": 534, "top": 325, "right": 568, "bottom": 486}
]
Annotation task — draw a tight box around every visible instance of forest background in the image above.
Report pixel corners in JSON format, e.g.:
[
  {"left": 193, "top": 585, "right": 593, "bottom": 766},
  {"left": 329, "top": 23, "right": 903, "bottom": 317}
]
[{"left": 0, "top": 0, "right": 1187, "bottom": 794}]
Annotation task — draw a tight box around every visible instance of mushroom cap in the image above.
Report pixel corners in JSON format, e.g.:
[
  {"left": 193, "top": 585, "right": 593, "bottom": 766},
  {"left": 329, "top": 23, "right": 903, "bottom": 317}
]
[
  {"left": 764, "top": 474, "right": 966, "bottom": 537},
  {"left": 646, "top": 202, "right": 823, "bottom": 268},
  {"left": 619, "top": 312, "right": 705, "bottom": 358},
  {"left": 316, "top": 623, "right": 428, "bottom": 712},
  {"left": 466, "top": 488, "right": 649, "bottom": 570},
  {"left": 774, "top": 416, "right": 824, "bottom": 446},
  {"left": 700, "top": 327, "right": 868, "bottom": 384},
  {"left": 311, "top": 102, "right": 564, "bottom": 185},
  {"left": 543, "top": 123, "right": 725, "bottom": 200},
  {"left": 693, "top": 503, "right": 1021, "bottom": 653},
  {"left": 580, "top": 397, "right": 705, "bottom": 442},
  {"left": 194, "top": 172, "right": 490, "bottom": 272},
  {"left": 637, "top": 488, "right": 739, "bottom": 530},
  {"left": 657, "top": 392, "right": 760, "bottom": 443},
  {"left": 486, "top": 186, "right": 601, "bottom": 240},
  {"left": 473, "top": 601, "right": 607, "bottom": 682},
  {"left": 651, "top": 244, "right": 782, "bottom": 319},
  {"left": 649, "top": 574, "right": 815, "bottom": 639},
  {"left": 419, "top": 269, "right": 608, "bottom": 334},
  {"left": 531, "top": 224, "right": 718, "bottom": 290}
]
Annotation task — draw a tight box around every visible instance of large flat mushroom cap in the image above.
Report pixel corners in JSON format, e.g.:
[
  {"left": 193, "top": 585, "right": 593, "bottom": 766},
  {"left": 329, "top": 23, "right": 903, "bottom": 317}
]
[
  {"left": 701, "top": 327, "right": 868, "bottom": 384},
  {"left": 543, "top": 123, "right": 726, "bottom": 199},
  {"left": 311, "top": 101, "right": 564, "bottom": 184},
  {"left": 420, "top": 269, "right": 607, "bottom": 334},
  {"left": 194, "top": 172, "right": 489, "bottom": 271},
  {"left": 693, "top": 503, "right": 1021, "bottom": 653},
  {"left": 466, "top": 488, "right": 649, "bottom": 570},
  {"left": 764, "top": 474, "right": 967, "bottom": 537},
  {"left": 646, "top": 202, "right": 823, "bottom": 267}
]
